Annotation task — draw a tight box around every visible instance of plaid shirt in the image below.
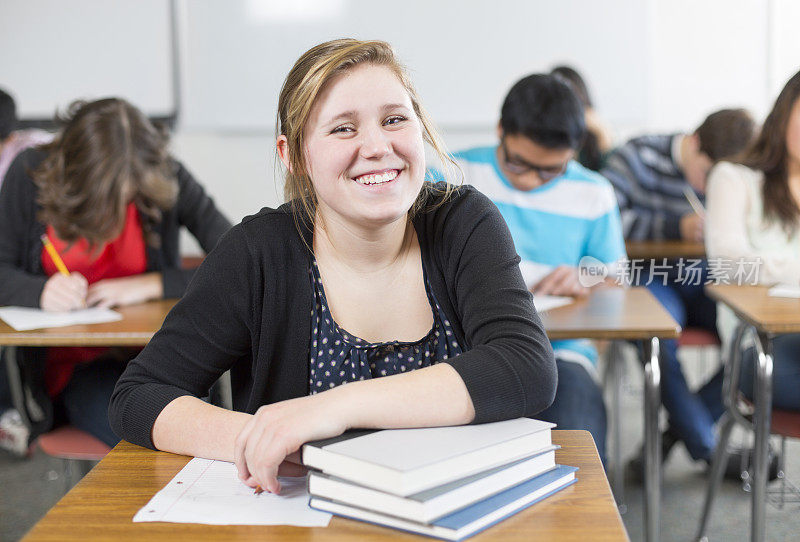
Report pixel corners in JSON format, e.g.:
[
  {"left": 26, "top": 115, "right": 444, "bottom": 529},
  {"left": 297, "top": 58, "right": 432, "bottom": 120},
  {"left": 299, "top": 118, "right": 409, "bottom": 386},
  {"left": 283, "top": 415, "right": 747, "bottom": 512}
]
[{"left": 601, "top": 134, "right": 700, "bottom": 241}]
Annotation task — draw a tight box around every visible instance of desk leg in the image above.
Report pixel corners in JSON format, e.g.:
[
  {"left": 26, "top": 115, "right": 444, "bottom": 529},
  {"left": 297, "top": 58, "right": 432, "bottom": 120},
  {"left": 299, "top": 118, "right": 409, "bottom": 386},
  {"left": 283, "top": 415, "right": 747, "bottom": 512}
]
[
  {"left": 751, "top": 332, "right": 773, "bottom": 542},
  {"left": 2, "top": 346, "right": 32, "bottom": 428},
  {"left": 606, "top": 341, "right": 626, "bottom": 512},
  {"left": 642, "top": 337, "right": 661, "bottom": 542}
]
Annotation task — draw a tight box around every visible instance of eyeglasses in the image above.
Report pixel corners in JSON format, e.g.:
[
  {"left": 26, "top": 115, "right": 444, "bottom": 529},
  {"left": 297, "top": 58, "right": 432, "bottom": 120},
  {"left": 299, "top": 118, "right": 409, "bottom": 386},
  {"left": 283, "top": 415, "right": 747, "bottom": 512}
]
[{"left": 500, "top": 139, "right": 568, "bottom": 182}]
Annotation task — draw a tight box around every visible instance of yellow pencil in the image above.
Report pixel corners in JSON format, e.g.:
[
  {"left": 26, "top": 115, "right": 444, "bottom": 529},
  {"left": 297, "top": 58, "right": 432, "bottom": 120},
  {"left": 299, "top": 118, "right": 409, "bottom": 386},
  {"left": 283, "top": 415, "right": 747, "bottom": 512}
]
[{"left": 41, "top": 234, "right": 70, "bottom": 276}]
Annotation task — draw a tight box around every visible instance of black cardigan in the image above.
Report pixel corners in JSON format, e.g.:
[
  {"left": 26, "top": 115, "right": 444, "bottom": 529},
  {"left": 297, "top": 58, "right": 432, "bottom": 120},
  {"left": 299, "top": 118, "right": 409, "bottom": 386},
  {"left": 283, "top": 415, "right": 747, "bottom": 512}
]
[
  {"left": 0, "top": 148, "right": 232, "bottom": 307},
  {"left": 109, "top": 184, "right": 556, "bottom": 449}
]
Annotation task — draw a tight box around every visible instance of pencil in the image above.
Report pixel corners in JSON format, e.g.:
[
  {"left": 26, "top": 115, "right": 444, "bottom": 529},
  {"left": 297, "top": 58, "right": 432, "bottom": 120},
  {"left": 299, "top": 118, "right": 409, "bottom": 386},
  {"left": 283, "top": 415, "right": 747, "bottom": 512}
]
[
  {"left": 41, "top": 234, "right": 70, "bottom": 276},
  {"left": 254, "top": 485, "right": 264, "bottom": 495},
  {"left": 682, "top": 186, "right": 706, "bottom": 218}
]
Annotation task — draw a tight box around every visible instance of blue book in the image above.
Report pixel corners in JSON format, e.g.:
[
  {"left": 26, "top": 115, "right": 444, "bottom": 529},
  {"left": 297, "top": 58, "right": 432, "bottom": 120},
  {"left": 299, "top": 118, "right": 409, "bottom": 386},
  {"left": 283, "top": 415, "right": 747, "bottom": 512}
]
[{"left": 310, "top": 464, "right": 578, "bottom": 541}]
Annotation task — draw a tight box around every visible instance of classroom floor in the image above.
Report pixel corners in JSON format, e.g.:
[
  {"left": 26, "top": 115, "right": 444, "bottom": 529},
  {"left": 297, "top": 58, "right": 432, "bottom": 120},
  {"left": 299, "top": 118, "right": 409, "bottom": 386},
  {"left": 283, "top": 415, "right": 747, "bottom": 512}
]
[{"left": 1, "top": 345, "right": 799, "bottom": 541}]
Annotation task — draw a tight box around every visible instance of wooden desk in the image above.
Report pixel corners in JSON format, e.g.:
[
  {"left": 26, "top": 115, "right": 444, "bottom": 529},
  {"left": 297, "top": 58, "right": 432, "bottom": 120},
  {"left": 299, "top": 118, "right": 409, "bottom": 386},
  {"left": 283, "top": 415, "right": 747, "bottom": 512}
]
[
  {"left": 625, "top": 240, "right": 705, "bottom": 260},
  {"left": 540, "top": 286, "right": 679, "bottom": 542},
  {"left": 704, "top": 285, "right": 800, "bottom": 542},
  {"left": 1, "top": 300, "right": 178, "bottom": 437},
  {"left": 0, "top": 300, "right": 177, "bottom": 347},
  {"left": 540, "top": 286, "right": 679, "bottom": 340},
  {"left": 22, "top": 430, "right": 628, "bottom": 541}
]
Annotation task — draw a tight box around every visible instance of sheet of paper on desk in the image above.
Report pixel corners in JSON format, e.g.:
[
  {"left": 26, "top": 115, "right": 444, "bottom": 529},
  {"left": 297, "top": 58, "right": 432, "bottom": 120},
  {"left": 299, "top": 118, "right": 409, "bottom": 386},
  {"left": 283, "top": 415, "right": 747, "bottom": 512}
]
[
  {"left": 133, "top": 457, "right": 332, "bottom": 526},
  {"left": 533, "top": 295, "right": 574, "bottom": 312},
  {"left": 0, "top": 306, "right": 122, "bottom": 331},
  {"left": 768, "top": 284, "right": 800, "bottom": 298}
]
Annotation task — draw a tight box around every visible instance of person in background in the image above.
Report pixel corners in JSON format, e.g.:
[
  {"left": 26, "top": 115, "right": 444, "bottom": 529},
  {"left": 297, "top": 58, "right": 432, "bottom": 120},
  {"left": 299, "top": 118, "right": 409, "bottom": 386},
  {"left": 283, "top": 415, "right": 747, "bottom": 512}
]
[
  {"left": 448, "top": 73, "right": 627, "bottom": 465},
  {"left": 707, "top": 69, "right": 800, "bottom": 413},
  {"left": 602, "top": 109, "right": 757, "bottom": 473},
  {"left": 0, "top": 98, "right": 232, "bottom": 454},
  {"left": 0, "top": 88, "right": 52, "bottom": 185},
  {"left": 109, "top": 39, "right": 557, "bottom": 495},
  {"left": 550, "top": 65, "right": 613, "bottom": 171}
]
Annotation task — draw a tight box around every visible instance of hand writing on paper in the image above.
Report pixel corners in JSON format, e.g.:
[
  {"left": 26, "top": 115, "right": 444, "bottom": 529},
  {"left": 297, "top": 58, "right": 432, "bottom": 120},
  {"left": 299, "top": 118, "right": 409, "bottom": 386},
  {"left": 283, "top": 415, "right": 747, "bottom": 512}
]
[
  {"left": 40, "top": 272, "right": 88, "bottom": 312},
  {"left": 531, "top": 265, "right": 589, "bottom": 297},
  {"left": 86, "top": 273, "right": 163, "bottom": 308},
  {"left": 234, "top": 394, "right": 347, "bottom": 495}
]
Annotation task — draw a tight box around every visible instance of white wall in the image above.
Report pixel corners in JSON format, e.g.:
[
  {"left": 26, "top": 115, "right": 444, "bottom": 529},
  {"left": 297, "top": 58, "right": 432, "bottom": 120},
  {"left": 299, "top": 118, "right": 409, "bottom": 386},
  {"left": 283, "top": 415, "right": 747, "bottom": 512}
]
[
  {"left": 0, "top": 0, "right": 175, "bottom": 118},
  {"left": 2, "top": 0, "right": 797, "bottom": 254}
]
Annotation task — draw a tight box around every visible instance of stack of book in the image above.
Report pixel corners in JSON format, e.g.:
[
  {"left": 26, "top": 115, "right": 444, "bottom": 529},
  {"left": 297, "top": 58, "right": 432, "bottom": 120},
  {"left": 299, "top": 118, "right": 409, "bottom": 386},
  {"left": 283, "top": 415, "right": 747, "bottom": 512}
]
[{"left": 302, "top": 418, "right": 577, "bottom": 541}]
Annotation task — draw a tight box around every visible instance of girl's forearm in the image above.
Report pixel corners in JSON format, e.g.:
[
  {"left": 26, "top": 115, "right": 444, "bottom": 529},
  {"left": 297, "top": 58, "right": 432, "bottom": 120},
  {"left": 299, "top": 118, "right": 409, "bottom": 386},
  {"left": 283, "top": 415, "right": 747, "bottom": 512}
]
[
  {"left": 152, "top": 395, "right": 252, "bottom": 461},
  {"left": 330, "top": 363, "right": 475, "bottom": 430}
]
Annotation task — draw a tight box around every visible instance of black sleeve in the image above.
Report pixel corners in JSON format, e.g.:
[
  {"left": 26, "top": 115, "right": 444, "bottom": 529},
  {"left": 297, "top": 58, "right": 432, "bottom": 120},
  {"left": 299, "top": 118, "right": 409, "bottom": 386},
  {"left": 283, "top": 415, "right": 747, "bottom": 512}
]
[
  {"left": 161, "top": 162, "right": 233, "bottom": 298},
  {"left": 439, "top": 188, "right": 557, "bottom": 422},
  {"left": 0, "top": 153, "right": 48, "bottom": 307},
  {"left": 109, "top": 225, "right": 254, "bottom": 449}
]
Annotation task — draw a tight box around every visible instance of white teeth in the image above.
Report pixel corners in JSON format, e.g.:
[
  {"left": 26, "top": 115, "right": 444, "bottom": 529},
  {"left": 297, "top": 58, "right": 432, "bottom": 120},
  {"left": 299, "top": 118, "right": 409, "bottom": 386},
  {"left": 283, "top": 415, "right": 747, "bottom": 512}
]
[{"left": 354, "top": 169, "right": 399, "bottom": 185}]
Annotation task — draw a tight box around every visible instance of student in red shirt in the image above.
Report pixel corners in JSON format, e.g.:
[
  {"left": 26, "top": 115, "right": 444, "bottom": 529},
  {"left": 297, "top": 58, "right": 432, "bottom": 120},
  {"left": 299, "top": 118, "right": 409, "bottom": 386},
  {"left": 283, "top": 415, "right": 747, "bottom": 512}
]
[{"left": 0, "top": 98, "right": 231, "bottom": 452}]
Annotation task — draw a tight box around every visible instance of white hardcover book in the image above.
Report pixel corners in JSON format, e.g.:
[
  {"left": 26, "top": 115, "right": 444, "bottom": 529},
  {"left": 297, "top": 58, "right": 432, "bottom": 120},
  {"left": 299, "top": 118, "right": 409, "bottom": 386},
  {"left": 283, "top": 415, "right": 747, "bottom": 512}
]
[
  {"left": 310, "top": 465, "right": 578, "bottom": 541},
  {"left": 302, "top": 418, "right": 554, "bottom": 496},
  {"left": 308, "top": 446, "right": 558, "bottom": 523}
]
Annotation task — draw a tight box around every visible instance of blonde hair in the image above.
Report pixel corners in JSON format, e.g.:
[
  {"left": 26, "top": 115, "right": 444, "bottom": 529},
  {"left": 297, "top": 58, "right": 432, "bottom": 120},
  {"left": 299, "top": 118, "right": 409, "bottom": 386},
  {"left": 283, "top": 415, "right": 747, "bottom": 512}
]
[{"left": 276, "top": 38, "right": 460, "bottom": 234}]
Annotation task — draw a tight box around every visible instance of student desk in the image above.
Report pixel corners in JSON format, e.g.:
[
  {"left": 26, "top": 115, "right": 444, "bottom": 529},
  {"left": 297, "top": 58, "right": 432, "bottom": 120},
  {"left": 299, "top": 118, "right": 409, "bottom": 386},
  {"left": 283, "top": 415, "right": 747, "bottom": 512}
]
[
  {"left": 0, "top": 299, "right": 177, "bottom": 347},
  {"left": 625, "top": 240, "right": 706, "bottom": 260},
  {"left": 22, "top": 430, "right": 628, "bottom": 541},
  {"left": 705, "top": 285, "right": 800, "bottom": 542},
  {"left": 0, "top": 300, "right": 178, "bottom": 431},
  {"left": 539, "top": 286, "right": 680, "bottom": 542}
]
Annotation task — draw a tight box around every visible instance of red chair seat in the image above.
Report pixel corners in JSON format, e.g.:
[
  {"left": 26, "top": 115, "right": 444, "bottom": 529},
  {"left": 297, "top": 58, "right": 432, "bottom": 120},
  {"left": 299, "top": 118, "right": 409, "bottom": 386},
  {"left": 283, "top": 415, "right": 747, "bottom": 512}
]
[
  {"left": 771, "top": 409, "right": 800, "bottom": 440},
  {"left": 36, "top": 426, "right": 111, "bottom": 461},
  {"left": 679, "top": 327, "right": 721, "bottom": 347}
]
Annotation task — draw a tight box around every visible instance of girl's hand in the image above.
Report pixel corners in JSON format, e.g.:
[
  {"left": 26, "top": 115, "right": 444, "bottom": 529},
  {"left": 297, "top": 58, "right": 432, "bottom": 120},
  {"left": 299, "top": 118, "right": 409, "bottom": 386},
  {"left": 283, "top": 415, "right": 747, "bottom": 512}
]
[
  {"left": 86, "top": 272, "right": 163, "bottom": 308},
  {"left": 234, "top": 393, "right": 349, "bottom": 494},
  {"left": 40, "top": 272, "right": 88, "bottom": 312}
]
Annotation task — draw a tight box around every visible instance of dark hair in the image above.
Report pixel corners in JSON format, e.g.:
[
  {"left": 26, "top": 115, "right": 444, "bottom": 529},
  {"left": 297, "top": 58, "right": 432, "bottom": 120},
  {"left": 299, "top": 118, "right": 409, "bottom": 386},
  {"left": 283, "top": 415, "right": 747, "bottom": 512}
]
[
  {"left": 550, "top": 65, "right": 592, "bottom": 108},
  {"left": 34, "top": 98, "right": 178, "bottom": 247},
  {"left": 0, "top": 88, "right": 17, "bottom": 141},
  {"left": 695, "top": 108, "right": 755, "bottom": 162},
  {"left": 500, "top": 73, "right": 585, "bottom": 150},
  {"left": 738, "top": 70, "right": 800, "bottom": 234},
  {"left": 551, "top": 65, "right": 604, "bottom": 169}
]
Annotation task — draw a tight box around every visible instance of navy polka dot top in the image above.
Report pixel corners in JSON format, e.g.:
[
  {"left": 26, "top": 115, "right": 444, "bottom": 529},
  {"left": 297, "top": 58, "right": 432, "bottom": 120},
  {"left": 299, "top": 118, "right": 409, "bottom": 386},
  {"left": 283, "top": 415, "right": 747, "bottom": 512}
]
[{"left": 308, "top": 258, "right": 463, "bottom": 393}]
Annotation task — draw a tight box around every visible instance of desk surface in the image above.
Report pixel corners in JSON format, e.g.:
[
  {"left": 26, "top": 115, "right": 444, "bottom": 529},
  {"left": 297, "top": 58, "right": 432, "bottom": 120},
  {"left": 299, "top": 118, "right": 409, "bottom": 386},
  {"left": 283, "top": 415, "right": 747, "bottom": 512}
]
[
  {"left": 23, "top": 430, "right": 628, "bottom": 542},
  {"left": 540, "top": 286, "right": 680, "bottom": 340},
  {"left": 0, "top": 300, "right": 177, "bottom": 347},
  {"left": 706, "top": 284, "right": 800, "bottom": 335},
  {"left": 2, "top": 288, "right": 679, "bottom": 346},
  {"left": 625, "top": 240, "right": 705, "bottom": 260}
]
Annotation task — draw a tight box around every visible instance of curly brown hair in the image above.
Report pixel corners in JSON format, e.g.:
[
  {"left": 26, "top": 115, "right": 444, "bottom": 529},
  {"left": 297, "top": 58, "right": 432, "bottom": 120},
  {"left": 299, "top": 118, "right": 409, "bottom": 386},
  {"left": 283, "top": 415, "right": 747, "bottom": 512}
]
[{"left": 34, "top": 98, "right": 178, "bottom": 248}]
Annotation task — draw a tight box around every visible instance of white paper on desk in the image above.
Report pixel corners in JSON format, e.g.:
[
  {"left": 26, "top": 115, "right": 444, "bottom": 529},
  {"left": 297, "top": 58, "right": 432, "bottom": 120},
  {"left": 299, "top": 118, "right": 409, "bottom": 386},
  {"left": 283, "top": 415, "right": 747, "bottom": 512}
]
[
  {"left": 533, "top": 295, "right": 574, "bottom": 312},
  {"left": 0, "top": 306, "right": 122, "bottom": 331},
  {"left": 133, "top": 457, "right": 332, "bottom": 526},
  {"left": 768, "top": 284, "right": 800, "bottom": 298}
]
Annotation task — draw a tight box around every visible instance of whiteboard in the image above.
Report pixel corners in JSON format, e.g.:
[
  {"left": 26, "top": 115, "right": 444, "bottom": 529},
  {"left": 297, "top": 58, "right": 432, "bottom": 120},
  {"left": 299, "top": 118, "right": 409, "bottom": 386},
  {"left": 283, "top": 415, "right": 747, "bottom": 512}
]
[
  {"left": 181, "top": 0, "right": 649, "bottom": 131},
  {"left": 0, "top": 0, "right": 176, "bottom": 120}
]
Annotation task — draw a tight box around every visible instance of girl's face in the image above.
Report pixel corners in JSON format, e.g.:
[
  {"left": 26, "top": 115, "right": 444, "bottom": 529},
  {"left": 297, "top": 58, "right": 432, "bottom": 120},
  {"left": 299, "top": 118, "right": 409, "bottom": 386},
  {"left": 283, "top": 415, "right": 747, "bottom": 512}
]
[
  {"left": 786, "top": 97, "right": 800, "bottom": 169},
  {"left": 300, "top": 63, "right": 426, "bottom": 229}
]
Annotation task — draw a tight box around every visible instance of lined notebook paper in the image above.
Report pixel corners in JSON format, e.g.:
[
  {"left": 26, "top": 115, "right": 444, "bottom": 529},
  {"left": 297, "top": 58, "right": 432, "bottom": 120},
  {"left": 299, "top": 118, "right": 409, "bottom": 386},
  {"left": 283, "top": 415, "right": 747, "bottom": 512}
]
[{"left": 133, "top": 457, "right": 331, "bottom": 526}]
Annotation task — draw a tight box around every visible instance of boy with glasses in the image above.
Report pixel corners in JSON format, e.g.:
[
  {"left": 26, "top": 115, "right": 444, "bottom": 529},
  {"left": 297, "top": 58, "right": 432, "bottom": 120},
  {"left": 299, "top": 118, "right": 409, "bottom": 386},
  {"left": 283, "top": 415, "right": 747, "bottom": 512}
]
[{"left": 447, "top": 73, "right": 626, "bottom": 464}]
